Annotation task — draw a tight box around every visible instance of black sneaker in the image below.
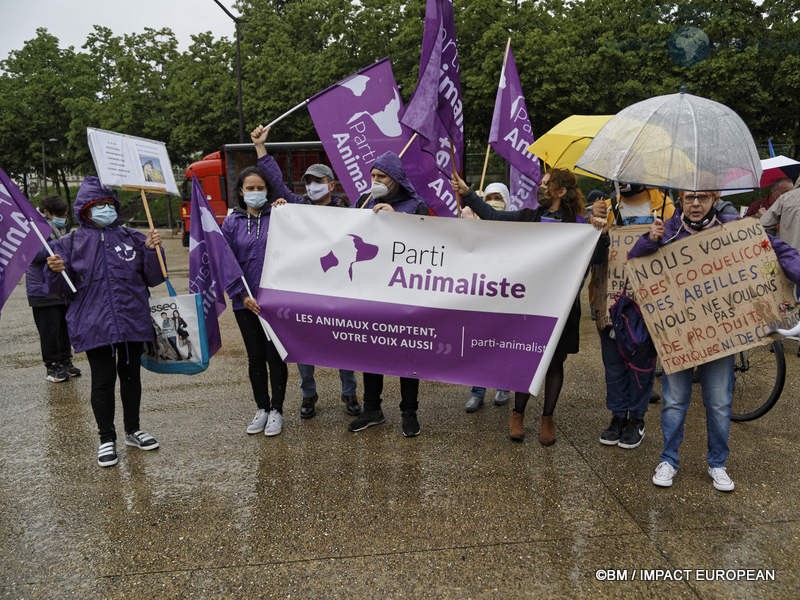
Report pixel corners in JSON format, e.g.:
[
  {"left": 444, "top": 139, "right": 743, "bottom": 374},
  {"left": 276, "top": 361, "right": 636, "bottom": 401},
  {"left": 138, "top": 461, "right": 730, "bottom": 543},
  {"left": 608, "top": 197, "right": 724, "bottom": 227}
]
[
  {"left": 342, "top": 395, "right": 362, "bottom": 416},
  {"left": 64, "top": 362, "right": 82, "bottom": 377},
  {"left": 618, "top": 418, "right": 645, "bottom": 449},
  {"left": 45, "top": 364, "right": 69, "bottom": 383},
  {"left": 599, "top": 415, "right": 626, "bottom": 446},
  {"left": 401, "top": 411, "right": 420, "bottom": 438},
  {"left": 348, "top": 409, "right": 385, "bottom": 432},
  {"left": 300, "top": 394, "right": 318, "bottom": 419},
  {"left": 97, "top": 441, "right": 118, "bottom": 467}
]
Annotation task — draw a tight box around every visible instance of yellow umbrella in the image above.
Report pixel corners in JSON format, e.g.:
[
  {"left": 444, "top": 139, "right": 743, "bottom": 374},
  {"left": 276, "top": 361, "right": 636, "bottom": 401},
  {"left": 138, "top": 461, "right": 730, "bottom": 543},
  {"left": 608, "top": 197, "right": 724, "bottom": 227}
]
[{"left": 527, "top": 115, "right": 613, "bottom": 179}]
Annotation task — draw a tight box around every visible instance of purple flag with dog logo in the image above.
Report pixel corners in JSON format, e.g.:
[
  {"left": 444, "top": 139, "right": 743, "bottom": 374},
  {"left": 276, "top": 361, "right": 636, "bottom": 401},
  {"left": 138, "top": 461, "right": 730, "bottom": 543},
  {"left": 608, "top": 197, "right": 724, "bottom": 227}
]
[
  {"left": 188, "top": 176, "right": 243, "bottom": 357},
  {"left": 489, "top": 44, "right": 541, "bottom": 209},
  {"left": 307, "top": 58, "right": 458, "bottom": 216},
  {"left": 0, "top": 167, "right": 51, "bottom": 311},
  {"left": 400, "top": 0, "right": 463, "bottom": 177}
]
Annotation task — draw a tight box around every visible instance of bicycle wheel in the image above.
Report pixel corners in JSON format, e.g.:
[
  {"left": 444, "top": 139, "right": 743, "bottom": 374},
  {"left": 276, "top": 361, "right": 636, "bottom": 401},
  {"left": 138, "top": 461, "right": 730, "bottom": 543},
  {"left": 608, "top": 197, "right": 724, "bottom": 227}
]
[{"left": 731, "top": 340, "right": 786, "bottom": 422}]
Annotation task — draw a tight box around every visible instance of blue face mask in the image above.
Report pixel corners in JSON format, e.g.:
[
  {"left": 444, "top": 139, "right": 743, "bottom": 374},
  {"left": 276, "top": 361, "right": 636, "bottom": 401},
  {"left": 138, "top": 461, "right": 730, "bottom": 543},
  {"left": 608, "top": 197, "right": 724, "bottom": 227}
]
[
  {"left": 90, "top": 204, "right": 117, "bottom": 227},
  {"left": 51, "top": 216, "right": 67, "bottom": 229},
  {"left": 243, "top": 191, "right": 267, "bottom": 209}
]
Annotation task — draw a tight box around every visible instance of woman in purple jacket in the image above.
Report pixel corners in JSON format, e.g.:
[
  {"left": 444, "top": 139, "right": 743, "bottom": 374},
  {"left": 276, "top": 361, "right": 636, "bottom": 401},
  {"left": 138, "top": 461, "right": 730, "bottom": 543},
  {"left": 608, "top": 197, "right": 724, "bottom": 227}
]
[
  {"left": 630, "top": 190, "right": 800, "bottom": 492},
  {"left": 221, "top": 166, "right": 289, "bottom": 438},
  {"left": 46, "top": 177, "right": 165, "bottom": 468}
]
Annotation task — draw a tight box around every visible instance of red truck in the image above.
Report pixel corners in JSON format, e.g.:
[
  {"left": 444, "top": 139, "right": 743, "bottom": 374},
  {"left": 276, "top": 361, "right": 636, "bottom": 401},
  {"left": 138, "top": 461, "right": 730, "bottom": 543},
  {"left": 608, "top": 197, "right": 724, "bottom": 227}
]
[{"left": 179, "top": 141, "right": 332, "bottom": 246}]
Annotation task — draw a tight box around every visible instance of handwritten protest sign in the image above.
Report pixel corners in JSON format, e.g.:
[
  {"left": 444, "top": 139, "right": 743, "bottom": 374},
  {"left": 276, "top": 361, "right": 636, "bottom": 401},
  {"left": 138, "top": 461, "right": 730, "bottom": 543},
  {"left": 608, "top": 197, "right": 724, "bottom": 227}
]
[
  {"left": 590, "top": 224, "right": 650, "bottom": 329},
  {"left": 625, "top": 218, "right": 800, "bottom": 373},
  {"left": 87, "top": 127, "right": 179, "bottom": 195}
]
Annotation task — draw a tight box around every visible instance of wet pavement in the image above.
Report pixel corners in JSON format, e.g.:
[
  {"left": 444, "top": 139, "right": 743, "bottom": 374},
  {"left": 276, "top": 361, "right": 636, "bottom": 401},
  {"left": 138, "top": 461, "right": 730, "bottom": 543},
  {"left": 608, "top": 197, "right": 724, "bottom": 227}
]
[{"left": 1, "top": 231, "right": 798, "bottom": 599}]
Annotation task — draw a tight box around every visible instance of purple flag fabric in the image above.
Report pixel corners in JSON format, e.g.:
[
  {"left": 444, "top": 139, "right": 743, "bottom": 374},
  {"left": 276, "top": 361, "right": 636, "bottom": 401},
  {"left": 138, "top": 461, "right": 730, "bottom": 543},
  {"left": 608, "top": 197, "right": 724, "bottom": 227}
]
[
  {"left": 0, "top": 168, "right": 51, "bottom": 311},
  {"left": 307, "top": 57, "right": 458, "bottom": 216},
  {"left": 489, "top": 44, "right": 541, "bottom": 209},
  {"left": 400, "top": 0, "right": 464, "bottom": 176},
  {"left": 188, "top": 176, "right": 243, "bottom": 357}
]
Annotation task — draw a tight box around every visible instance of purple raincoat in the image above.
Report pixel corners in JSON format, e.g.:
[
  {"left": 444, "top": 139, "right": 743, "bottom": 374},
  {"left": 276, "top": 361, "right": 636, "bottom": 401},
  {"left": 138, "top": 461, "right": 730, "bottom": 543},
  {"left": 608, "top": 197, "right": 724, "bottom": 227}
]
[
  {"left": 46, "top": 177, "right": 165, "bottom": 352},
  {"left": 221, "top": 207, "right": 276, "bottom": 311},
  {"left": 629, "top": 211, "right": 800, "bottom": 285},
  {"left": 360, "top": 152, "right": 429, "bottom": 215},
  {"left": 257, "top": 155, "right": 349, "bottom": 208}
]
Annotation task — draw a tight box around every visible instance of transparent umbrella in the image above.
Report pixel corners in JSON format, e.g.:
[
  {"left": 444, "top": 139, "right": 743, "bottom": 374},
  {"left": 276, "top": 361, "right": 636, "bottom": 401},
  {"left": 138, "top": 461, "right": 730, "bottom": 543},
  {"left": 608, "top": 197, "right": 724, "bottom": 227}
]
[{"left": 576, "top": 91, "right": 762, "bottom": 191}]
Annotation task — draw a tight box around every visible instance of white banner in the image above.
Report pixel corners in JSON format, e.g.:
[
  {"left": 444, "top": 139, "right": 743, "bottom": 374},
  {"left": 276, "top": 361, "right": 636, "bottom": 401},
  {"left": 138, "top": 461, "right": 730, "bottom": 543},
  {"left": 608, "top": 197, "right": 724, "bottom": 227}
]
[{"left": 258, "top": 205, "right": 600, "bottom": 395}]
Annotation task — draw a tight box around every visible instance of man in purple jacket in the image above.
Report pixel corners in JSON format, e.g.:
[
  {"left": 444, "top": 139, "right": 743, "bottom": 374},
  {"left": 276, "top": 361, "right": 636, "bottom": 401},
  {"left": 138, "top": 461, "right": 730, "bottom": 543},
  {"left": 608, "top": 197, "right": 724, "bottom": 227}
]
[
  {"left": 250, "top": 124, "right": 361, "bottom": 419},
  {"left": 630, "top": 188, "right": 800, "bottom": 492},
  {"left": 46, "top": 177, "right": 165, "bottom": 468}
]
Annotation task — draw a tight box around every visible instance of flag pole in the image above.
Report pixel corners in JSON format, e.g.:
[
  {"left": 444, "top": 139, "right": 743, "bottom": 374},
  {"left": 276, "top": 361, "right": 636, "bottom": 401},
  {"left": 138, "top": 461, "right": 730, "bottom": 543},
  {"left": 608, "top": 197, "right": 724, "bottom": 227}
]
[
  {"left": 359, "top": 133, "right": 419, "bottom": 209},
  {"left": 265, "top": 99, "right": 309, "bottom": 129},
  {"left": 481, "top": 38, "right": 512, "bottom": 194},
  {"left": 30, "top": 222, "right": 77, "bottom": 293},
  {"left": 478, "top": 144, "right": 491, "bottom": 193}
]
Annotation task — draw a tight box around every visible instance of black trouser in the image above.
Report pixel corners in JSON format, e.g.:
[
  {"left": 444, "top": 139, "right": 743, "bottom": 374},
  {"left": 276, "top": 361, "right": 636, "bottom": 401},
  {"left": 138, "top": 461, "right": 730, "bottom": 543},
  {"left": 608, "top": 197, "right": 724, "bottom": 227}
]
[
  {"left": 31, "top": 305, "right": 72, "bottom": 366},
  {"left": 85, "top": 342, "right": 144, "bottom": 443},
  {"left": 234, "top": 309, "right": 288, "bottom": 412},
  {"left": 362, "top": 373, "right": 419, "bottom": 413}
]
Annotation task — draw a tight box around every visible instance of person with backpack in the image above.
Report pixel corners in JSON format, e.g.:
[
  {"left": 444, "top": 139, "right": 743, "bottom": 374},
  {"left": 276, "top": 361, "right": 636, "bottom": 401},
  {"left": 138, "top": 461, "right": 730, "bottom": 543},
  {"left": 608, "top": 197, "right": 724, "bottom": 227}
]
[
  {"left": 630, "top": 187, "right": 800, "bottom": 492},
  {"left": 590, "top": 185, "right": 675, "bottom": 449}
]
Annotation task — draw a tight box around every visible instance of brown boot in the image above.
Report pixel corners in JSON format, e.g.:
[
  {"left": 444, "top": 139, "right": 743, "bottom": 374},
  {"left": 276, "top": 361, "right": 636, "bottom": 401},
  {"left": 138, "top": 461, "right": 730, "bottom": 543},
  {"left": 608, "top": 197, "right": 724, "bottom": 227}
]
[
  {"left": 539, "top": 415, "right": 556, "bottom": 446},
  {"left": 509, "top": 411, "right": 524, "bottom": 442}
]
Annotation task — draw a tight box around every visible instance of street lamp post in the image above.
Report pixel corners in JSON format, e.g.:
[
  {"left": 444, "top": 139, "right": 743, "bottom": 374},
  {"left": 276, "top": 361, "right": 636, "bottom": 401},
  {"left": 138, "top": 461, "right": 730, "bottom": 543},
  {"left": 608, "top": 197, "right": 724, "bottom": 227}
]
[
  {"left": 41, "top": 137, "right": 58, "bottom": 196},
  {"left": 213, "top": 0, "right": 246, "bottom": 142}
]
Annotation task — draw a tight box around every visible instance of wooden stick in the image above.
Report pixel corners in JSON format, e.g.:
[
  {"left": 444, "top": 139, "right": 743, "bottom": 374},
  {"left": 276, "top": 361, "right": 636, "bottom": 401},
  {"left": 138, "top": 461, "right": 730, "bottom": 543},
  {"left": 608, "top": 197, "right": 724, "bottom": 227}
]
[
  {"left": 139, "top": 188, "right": 168, "bottom": 279},
  {"left": 478, "top": 143, "right": 491, "bottom": 193},
  {"left": 448, "top": 139, "right": 461, "bottom": 217}
]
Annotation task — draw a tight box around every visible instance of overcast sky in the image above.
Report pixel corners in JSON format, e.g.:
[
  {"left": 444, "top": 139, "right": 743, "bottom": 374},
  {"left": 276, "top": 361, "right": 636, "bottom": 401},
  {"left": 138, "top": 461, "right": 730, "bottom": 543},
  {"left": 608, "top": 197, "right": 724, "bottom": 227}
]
[{"left": 0, "top": 0, "right": 241, "bottom": 60}]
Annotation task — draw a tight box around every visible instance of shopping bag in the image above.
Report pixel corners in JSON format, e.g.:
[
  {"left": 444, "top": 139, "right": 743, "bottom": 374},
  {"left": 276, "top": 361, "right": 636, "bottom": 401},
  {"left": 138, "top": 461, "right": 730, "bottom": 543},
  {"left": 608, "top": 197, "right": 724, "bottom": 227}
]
[{"left": 141, "top": 291, "right": 209, "bottom": 374}]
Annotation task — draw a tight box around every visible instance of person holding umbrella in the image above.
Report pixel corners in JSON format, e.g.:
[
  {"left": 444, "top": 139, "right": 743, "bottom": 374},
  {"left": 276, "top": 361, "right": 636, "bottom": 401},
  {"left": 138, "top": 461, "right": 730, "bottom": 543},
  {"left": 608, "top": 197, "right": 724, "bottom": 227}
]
[
  {"left": 591, "top": 184, "right": 675, "bottom": 449},
  {"left": 630, "top": 184, "right": 800, "bottom": 491}
]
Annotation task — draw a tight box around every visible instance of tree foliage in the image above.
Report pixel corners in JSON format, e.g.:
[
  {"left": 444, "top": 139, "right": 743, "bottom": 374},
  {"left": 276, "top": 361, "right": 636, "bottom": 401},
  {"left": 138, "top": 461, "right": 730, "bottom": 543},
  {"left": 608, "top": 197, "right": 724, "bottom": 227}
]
[{"left": 1, "top": 0, "right": 799, "bottom": 187}]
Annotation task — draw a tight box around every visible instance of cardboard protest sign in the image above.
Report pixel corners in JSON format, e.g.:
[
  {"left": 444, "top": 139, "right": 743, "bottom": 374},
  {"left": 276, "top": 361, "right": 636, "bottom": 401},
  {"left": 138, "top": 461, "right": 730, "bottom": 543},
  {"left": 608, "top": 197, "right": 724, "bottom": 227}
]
[
  {"left": 590, "top": 224, "right": 650, "bottom": 329},
  {"left": 257, "top": 204, "right": 600, "bottom": 396},
  {"left": 625, "top": 218, "right": 800, "bottom": 374},
  {"left": 87, "top": 127, "right": 179, "bottom": 195}
]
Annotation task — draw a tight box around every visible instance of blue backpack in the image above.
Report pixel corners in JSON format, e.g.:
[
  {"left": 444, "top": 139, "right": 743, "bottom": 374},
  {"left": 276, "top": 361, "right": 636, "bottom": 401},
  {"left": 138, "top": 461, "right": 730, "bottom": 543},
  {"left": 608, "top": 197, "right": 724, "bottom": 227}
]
[{"left": 609, "top": 292, "right": 657, "bottom": 387}]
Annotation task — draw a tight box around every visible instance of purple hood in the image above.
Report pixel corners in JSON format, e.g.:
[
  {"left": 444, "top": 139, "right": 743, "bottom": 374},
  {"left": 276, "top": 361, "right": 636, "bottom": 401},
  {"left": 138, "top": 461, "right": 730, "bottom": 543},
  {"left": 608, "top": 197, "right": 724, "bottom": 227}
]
[{"left": 74, "top": 176, "right": 121, "bottom": 227}]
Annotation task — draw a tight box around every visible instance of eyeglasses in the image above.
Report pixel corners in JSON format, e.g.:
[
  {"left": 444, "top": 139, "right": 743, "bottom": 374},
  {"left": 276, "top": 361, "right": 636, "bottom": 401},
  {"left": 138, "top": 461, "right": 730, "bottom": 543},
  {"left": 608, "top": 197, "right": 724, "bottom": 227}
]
[
  {"left": 682, "top": 193, "right": 715, "bottom": 204},
  {"left": 91, "top": 201, "right": 114, "bottom": 208}
]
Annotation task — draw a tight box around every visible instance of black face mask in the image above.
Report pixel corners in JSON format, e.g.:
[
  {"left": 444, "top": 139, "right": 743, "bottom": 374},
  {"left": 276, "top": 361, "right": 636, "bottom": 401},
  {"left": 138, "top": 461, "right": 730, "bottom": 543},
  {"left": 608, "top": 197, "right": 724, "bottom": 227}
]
[{"left": 683, "top": 206, "right": 717, "bottom": 230}]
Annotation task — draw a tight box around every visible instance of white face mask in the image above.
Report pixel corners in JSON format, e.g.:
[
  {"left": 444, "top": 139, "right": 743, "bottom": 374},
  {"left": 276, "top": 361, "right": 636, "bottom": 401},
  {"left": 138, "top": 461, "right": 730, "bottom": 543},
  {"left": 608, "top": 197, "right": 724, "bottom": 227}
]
[
  {"left": 243, "top": 191, "right": 267, "bottom": 209},
  {"left": 370, "top": 182, "right": 390, "bottom": 199},
  {"left": 305, "top": 181, "right": 330, "bottom": 201}
]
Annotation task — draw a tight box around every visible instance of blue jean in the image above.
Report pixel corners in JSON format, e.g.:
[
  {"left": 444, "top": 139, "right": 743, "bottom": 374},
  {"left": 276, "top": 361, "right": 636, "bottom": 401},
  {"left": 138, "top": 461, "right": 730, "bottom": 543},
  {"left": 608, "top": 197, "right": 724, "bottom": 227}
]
[
  {"left": 599, "top": 327, "right": 654, "bottom": 420},
  {"left": 297, "top": 364, "right": 356, "bottom": 398},
  {"left": 660, "top": 354, "right": 735, "bottom": 470},
  {"left": 469, "top": 386, "right": 508, "bottom": 400}
]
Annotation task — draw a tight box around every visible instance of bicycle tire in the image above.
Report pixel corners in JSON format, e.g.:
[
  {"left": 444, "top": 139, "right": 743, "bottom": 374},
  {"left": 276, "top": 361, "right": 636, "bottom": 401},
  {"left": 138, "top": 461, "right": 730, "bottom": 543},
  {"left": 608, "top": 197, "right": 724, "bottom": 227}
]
[{"left": 731, "top": 340, "right": 786, "bottom": 422}]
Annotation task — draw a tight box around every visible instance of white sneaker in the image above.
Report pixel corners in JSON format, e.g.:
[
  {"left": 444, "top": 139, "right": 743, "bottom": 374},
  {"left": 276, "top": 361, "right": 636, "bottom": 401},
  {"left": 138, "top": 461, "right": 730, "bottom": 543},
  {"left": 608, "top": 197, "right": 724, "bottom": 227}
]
[
  {"left": 246, "top": 409, "right": 268, "bottom": 434},
  {"left": 708, "top": 467, "right": 735, "bottom": 492},
  {"left": 264, "top": 409, "right": 283, "bottom": 437},
  {"left": 652, "top": 461, "right": 677, "bottom": 487}
]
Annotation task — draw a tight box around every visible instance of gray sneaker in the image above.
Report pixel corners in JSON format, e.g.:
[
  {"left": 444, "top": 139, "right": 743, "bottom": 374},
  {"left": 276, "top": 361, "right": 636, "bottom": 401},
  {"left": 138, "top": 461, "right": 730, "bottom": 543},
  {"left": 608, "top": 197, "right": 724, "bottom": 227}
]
[
  {"left": 465, "top": 396, "right": 484, "bottom": 413},
  {"left": 494, "top": 390, "right": 510, "bottom": 406}
]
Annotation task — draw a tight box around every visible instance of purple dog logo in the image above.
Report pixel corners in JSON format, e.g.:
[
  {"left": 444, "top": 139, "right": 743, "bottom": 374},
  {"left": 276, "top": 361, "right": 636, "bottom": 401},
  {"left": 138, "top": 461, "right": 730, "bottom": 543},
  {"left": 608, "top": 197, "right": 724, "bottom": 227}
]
[{"left": 320, "top": 234, "right": 378, "bottom": 281}]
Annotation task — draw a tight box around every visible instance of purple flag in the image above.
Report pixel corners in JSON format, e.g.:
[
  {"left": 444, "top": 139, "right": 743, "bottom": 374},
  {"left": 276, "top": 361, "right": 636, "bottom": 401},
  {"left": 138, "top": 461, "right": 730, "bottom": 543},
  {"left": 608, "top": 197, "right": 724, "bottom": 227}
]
[
  {"left": 188, "top": 176, "right": 243, "bottom": 357},
  {"left": 400, "top": 0, "right": 463, "bottom": 176},
  {"left": 0, "top": 168, "right": 51, "bottom": 311},
  {"left": 307, "top": 58, "right": 458, "bottom": 216},
  {"left": 489, "top": 43, "right": 541, "bottom": 209}
]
